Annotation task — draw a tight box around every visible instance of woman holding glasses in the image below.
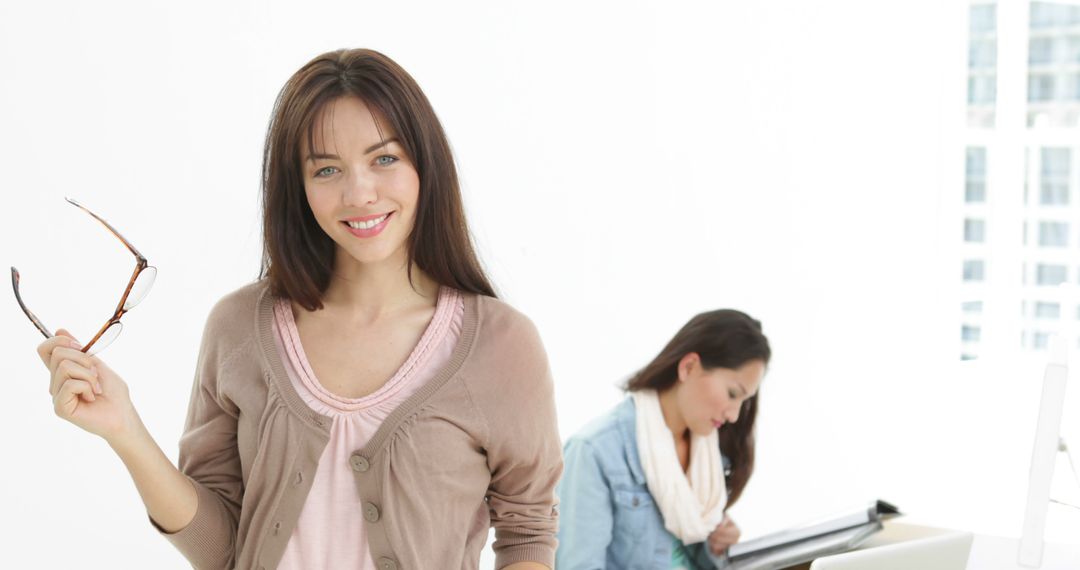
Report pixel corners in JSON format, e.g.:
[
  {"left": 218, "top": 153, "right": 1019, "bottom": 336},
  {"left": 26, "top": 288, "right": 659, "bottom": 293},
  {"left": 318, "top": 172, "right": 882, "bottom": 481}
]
[{"left": 27, "top": 49, "right": 562, "bottom": 570}]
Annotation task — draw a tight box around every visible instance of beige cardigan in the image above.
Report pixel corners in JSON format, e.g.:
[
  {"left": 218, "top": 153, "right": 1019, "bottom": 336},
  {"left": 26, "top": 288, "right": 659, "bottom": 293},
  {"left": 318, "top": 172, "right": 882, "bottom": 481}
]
[{"left": 151, "top": 281, "right": 562, "bottom": 569}]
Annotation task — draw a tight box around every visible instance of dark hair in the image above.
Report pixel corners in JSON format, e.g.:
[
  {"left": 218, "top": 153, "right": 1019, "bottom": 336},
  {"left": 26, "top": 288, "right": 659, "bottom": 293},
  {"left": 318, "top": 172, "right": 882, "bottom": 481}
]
[
  {"left": 626, "top": 309, "right": 771, "bottom": 509},
  {"left": 258, "top": 48, "right": 495, "bottom": 310}
]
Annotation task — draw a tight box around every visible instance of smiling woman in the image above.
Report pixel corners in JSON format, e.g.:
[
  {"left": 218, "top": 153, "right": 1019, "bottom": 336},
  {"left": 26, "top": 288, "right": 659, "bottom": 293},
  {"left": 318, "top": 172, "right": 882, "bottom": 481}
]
[{"left": 35, "top": 48, "right": 562, "bottom": 570}]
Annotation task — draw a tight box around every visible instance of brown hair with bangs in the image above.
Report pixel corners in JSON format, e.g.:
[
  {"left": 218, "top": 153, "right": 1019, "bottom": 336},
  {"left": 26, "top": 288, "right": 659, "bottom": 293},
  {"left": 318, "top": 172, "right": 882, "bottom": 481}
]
[
  {"left": 625, "top": 309, "right": 771, "bottom": 510},
  {"left": 258, "top": 48, "right": 495, "bottom": 310}
]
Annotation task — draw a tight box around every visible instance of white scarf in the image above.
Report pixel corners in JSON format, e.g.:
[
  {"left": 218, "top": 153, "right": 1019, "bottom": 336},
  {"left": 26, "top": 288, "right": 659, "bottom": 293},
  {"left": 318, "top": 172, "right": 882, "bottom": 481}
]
[{"left": 631, "top": 389, "right": 728, "bottom": 544}]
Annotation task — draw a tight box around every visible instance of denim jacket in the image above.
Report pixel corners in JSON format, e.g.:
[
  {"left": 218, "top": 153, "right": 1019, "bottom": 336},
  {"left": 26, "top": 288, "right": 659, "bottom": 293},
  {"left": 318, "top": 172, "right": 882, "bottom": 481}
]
[{"left": 555, "top": 397, "right": 725, "bottom": 569}]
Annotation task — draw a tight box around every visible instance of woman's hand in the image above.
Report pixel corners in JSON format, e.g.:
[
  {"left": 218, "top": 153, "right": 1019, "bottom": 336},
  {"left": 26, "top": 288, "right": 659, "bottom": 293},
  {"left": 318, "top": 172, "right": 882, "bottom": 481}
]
[
  {"left": 708, "top": 515, "right": 741, "bottom": 556},
  {"left": 37, "top": 328, "right": 139, "bottom": 443}
]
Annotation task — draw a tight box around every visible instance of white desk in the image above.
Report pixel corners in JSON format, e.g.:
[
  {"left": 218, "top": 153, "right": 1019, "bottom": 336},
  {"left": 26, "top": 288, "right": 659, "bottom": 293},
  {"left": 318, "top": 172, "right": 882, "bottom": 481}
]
[{"left": 852, "top": 522, "right": 1080, "bottom": 570}]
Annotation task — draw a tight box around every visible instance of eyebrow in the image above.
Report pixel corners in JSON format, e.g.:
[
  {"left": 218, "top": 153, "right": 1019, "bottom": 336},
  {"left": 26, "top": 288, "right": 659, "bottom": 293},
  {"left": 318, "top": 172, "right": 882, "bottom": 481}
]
[
  {"left": 305, "top": 137, "right": 400, "bottom": 162},
  {"left": 733, "top": 380, "right": 751, "bottom": 398}
]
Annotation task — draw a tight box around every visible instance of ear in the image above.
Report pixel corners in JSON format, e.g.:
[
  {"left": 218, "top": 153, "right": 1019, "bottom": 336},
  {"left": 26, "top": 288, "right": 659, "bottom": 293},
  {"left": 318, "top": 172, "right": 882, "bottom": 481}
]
[{"left": 677, "top": 352, "right": 700, "bottom": 382}]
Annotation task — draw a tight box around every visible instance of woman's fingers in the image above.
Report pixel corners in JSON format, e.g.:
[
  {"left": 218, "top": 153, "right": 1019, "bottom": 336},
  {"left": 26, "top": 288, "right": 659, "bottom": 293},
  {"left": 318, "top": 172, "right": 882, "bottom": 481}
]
[
  {"left": 54, "top": 377, "right": 96, "bottom": 419},
  {"left": 51, "top": 357, "right": 101, "bottom": 398},
  {"left": 36, "top": 328, "right": 79, "bottom": 367},
  {"left": 710, "top": 518, "right": 741, "bottom": 554}
]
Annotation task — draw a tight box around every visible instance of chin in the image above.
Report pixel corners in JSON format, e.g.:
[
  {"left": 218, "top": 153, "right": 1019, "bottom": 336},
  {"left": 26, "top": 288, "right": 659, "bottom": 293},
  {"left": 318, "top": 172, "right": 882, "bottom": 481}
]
[{"left": 690, "top": 424, "right": 715, "bottom": 438}]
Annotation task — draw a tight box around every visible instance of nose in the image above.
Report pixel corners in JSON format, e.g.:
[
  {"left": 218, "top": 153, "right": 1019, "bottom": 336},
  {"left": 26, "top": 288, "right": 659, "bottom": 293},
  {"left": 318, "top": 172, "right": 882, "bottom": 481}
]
[
  {"left": 724, "top": 405, "right": 740, "bottom": 425},
  {"left": 342, "top": 169, "right": 378, "bottom": 206}
]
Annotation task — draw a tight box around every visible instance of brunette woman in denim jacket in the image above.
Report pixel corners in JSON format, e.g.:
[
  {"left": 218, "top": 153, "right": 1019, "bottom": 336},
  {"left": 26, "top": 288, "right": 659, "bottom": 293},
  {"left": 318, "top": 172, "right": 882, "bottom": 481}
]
[{"left": 556, "top": 309, "right": 771, "bottom": 569}]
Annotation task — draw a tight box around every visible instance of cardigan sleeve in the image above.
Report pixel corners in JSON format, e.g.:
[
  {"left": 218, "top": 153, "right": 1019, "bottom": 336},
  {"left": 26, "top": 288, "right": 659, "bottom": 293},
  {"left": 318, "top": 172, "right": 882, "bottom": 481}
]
[
  {"left": 470, "top": 306, "right": 563, "bottom": 569},
  {"left": 148, "top": 300, "right": 244, "bottom": 570}
]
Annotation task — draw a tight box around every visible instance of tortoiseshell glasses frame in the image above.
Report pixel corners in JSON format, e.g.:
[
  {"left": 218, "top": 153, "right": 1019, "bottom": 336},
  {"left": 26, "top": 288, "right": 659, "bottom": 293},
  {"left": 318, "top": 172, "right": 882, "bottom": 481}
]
[{"left": 11, "top": 197, "right": 157, "bottom": 356}]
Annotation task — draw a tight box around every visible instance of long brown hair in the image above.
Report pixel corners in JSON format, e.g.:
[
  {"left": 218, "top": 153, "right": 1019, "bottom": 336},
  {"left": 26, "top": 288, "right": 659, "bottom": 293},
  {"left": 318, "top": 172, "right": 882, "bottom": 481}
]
[
  {"left": 258, "top": 48, "right": 495, "bottom": 310},
  {"left": 626, "top": 309, "right": 771, "bottom": 509}
]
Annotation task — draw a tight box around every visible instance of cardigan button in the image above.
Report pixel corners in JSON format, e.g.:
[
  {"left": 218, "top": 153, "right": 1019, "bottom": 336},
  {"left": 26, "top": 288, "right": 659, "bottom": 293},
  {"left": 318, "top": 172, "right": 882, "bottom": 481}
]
[
  {"left": 363, "top": 502, "right": 381, "bottom": 523},
  {"left": 350, "top": 454, "right": 370, "bottom": 472},
  {"left": 377, "top": 557, "right": 398, "bottom": 570}
]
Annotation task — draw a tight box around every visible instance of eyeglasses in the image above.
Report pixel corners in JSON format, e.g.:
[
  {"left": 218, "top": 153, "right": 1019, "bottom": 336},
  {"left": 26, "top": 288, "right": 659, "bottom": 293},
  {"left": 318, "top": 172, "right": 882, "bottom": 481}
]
[{"left": 11, "top": 197, "right": 157, "bottom": 356}]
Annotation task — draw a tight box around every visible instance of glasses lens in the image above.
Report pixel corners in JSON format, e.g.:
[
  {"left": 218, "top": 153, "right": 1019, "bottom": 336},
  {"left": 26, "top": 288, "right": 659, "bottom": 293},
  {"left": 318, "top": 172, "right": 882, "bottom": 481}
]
[
  {"left": 124, "top": 266, "right": 157, "bottom": 311},
  {"left": 87, "top": 322, "right": 122, "bottom": 356}
]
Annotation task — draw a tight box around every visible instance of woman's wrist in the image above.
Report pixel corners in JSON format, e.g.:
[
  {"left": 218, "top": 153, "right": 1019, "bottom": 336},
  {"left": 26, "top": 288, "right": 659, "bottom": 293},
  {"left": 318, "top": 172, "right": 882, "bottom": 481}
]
[{"left": 105, "top": 405, "right": 149, "bottom": 456}]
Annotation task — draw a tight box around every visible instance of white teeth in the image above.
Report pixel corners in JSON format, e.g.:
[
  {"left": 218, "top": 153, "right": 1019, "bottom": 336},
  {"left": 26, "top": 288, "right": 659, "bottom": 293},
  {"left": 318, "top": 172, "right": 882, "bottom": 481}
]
[{"left": 346, "top": 214, "right": 387, "bottom": 230}]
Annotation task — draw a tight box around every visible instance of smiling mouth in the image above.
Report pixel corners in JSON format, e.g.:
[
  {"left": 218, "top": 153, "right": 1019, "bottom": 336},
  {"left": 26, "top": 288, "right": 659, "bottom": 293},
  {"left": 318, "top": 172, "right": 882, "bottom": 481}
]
[{"left": 342, "top": 212, "right": 392, "bottom": 229}]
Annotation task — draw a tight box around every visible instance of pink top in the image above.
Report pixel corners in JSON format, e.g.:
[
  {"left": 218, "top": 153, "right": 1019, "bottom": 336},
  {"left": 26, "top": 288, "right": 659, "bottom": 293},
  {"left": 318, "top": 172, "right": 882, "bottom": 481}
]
[{"left": 272, "top": 287, "right": 464, "bottom": 570}]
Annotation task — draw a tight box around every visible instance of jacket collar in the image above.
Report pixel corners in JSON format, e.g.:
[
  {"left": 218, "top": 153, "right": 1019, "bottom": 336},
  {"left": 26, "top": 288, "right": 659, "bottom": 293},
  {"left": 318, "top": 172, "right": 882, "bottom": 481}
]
[{"left": 614, "top": 396, "right": 647, "bottom": 485}]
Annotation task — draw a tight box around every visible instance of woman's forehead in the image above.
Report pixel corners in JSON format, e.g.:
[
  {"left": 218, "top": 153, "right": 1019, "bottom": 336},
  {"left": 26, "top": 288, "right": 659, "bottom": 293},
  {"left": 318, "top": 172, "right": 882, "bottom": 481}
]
[{"left": 304, "top": 96, "right": 395, "bottom": 154}]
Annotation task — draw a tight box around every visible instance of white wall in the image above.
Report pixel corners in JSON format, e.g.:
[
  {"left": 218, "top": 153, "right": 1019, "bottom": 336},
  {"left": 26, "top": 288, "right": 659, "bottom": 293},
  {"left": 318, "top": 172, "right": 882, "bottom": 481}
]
[{"left": 2, "top": 1, "right": 1076, "bottom": 568}]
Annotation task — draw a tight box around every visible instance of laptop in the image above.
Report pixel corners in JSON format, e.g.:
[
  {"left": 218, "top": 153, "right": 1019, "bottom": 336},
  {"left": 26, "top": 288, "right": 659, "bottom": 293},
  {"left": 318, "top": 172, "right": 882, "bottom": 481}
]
[{"left": 809, "top": 531, "right": 974, "bottom": 570}]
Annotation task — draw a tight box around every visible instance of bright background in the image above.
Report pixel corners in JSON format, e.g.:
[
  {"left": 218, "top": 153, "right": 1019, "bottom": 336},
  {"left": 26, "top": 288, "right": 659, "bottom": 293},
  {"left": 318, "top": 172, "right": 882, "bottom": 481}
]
[{"left": 2, "top": 0, "right": 1078, "bottom": 568}]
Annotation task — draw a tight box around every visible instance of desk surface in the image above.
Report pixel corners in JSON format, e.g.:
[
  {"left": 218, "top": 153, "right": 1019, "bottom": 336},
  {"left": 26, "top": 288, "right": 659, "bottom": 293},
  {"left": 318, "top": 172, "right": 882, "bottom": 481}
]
[{"left": 781, "top": 521, "right": 1080, "bottom": 570}]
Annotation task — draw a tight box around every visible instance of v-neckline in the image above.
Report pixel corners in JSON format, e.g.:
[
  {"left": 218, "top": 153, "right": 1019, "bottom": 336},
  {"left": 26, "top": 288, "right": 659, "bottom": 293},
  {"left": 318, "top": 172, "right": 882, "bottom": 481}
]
[{"left": 274, "top": 286, "right": 457, "bottom": 412}]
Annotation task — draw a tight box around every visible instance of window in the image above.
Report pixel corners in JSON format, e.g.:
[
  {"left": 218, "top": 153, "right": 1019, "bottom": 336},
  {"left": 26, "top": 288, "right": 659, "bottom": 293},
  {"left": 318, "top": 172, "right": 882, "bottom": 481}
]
[
  {"left": 1043, "top": 148, "right": 1071, "bottom": 177},
  {"left": 1036, "top": 263, "right": 1067, "bottom": 285},
  {"left": 1038, "top": 221, "right": 1069, "bottom": 246},
  {"left": 1035, "top": 301, "right": 1061, "bottom": 318},
  {"left": 965, "top": 218, "right": 986, "bottom": 242},
  {"left": 1066, "top": 36, "right": 1080, "bottom": 63},
  {"left": 962, "top": 325, "right": 982, "bottom": 342},
  {"left": 1030, "top": 37, "right": 1055, "bottom": 64},
  {"left": 968, "top": 76, "right": 997, "bottom": 105},
  {"left": 1031, "top": 2, "right": 1080, "bottom": 29},
  {"left": 1040, "top": 148, "right": 1072, "bottom": 205},
  {"left": 964, "top": 259, "right": 986, "bottom": 281},
  {"left": 1033, "top": 331, "right": 1051, "bottom": 349},
  {"left": 966, "top": 147, "right": 987, "bottom": 202},
  {"left": 963, "top": 301, "right": 984, "bottom": 313},
  {"left": 970, "top": 4, "right": 996, "bottom": 34},
  {"left": 1029, "top": 74, "right": 1056, "bottom": 102}
]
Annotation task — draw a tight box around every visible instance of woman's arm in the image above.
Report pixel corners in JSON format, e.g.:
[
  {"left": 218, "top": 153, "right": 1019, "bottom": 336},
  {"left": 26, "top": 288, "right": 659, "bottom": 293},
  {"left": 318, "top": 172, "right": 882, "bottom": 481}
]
[
  {"left": 38, "top": 332, "right": 198, "bottom": 533},
  {"left": 40, "top": 308, "right": 245, "bottom": 569},
  {"left": 555, "top": 437, "right": 615, "bottom": 570},
  {"left": 471, "top": 311, "right": 563, "bottom": 568},
  {"left": 108, "top": 410, "right": 199, "bottom": 533}
]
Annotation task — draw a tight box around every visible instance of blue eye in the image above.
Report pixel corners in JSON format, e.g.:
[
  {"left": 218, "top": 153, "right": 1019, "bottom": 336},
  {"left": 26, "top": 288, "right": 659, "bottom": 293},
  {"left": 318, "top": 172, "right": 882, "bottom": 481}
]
[
  {"left": 314, "top": 166, "right": 338, "bottom": 178},
  {"left": 376, "top": 155, "right": 398, "bottom": 166}
]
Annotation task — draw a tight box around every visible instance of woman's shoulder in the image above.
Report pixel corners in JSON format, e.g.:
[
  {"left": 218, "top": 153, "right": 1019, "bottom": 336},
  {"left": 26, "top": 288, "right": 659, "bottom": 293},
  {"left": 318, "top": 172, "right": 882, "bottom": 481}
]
[
  {"left": 472, "top": 294, "right": 540, "bottom": 342},
  {"left": 565, "top": 398, "right": 633, "bottom": 451},
  {"left": 465, "top": 294, "right": 549, "bottom": 366},
  {"left": 200, "top": 279, "right": 268, "bottom": 343}
]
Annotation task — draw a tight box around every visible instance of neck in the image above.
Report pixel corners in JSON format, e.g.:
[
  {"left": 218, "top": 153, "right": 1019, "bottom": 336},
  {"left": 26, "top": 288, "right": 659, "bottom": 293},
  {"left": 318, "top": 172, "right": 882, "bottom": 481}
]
[
  {"left": 320, "top": 247, "right": 439, "bottom": 321},
  {"left": 658, "top": 386, "right": 690, "bottom": 443}
]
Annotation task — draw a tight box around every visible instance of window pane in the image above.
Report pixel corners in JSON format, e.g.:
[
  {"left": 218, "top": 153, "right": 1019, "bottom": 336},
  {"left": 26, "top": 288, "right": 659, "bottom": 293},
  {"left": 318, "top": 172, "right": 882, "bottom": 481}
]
[
  {"left": 971, "top": 4, "right": 996, "bottom": 33},
  {"left": 1029, "top": 74, "right": 1056, "bottom": 101},
  {"left": 966, "top": 147, "right": 987, "bottom": 202},
  {"left": 1036, "top": 263, "right": 1068, "bottom": 285},
  {"left": 964, "top": 259, "right": 986, "bottom": 281},
  {"left": 1042, "top": 148, "right": 1071, "bottom": 176},
  {"left": 1030, "top": 37, "right": 1055, "bottom": 64},
  {"left": 1040, "top": 183, "right": 1069, "bottom": 205},
  {"left": 1035, "top": 301, "right": 1061, "bottom": 318},
  {"left": 963, "top": 301, "right": 984, "bottom": 313},
  {"left": 965, "top": 219, "right": 986, "bottom": 242},
  {"left": 1038, "top": 221, "right": 1069, "bottom": 246},
  {"left": 962, "top": 325, "right": 982, "bottom": 342}
]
